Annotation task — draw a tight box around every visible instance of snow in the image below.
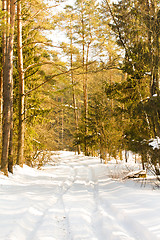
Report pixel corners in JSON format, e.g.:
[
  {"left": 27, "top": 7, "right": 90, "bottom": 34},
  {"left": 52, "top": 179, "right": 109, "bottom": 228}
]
[
  {"left": 149, "top": 136, "right": 160, "bottom": 150},
  {"left": 0, "top": 151, "right": 160, "bottom": 240}
]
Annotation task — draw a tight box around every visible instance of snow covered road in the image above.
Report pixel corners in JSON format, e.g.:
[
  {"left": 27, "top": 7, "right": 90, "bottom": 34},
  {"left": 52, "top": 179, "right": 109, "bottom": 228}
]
[{"left": 0, "top": 151, "right": 160, "bottom": 240}]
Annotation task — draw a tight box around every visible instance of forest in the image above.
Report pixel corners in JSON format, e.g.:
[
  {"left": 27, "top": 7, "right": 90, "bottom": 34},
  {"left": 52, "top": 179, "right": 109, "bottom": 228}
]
[{"left": 0, "top": 0, "right": 160, "bottom": 176}]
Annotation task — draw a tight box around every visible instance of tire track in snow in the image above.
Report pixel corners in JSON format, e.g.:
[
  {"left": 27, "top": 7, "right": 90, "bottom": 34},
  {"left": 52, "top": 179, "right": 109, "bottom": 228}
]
[
  {"left": 62, "top": 165, "right": 99, "bottom": 240},
  {"left": 96, "top": 178, "right": 159, "bottom": 240},
  {"left": 25, "top": 166, "right": 76, "bottom": 240},
  {"left": 3, "top": 153, "right": 159, "bottom": 240},
  {"left": 87, "top": 167, "right": 135, "bottom": 240},
  {"left": 5, "top": 166, "right": 76, "bottom": 240},
  {"left": 5, "top": 194, "right": 58, "bottom": 240},
  {"left": 76, "top": 166, "right": 132, "bottom": 239},
  {"left": 80, "top": 165, "right": 158, "bottom": 240}
]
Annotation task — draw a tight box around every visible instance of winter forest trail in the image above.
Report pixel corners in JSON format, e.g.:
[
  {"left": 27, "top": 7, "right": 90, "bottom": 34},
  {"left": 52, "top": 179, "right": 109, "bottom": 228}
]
[{"left": 0, "top": 152, "right": 160, "bottom": 240}]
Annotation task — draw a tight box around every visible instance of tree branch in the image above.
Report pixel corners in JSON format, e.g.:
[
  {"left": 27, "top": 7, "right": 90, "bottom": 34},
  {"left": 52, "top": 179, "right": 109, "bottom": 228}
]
[
  {"left": 21, "top": 41, "right": 62, "bottom": 49},
  {"left": 105, "top": 0, "right": 130, "bottom": 59},
  {"left": 24, "top": 61, "right": 66, "bottom": 73},
  {"left": 24, "top": 61, "right": 96, "bottom": 96}
]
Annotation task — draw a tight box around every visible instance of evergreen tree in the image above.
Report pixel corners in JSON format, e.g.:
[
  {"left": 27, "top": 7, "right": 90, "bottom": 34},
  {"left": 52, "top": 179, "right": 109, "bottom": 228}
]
[
  {"left": 102, "top": 0, "right": 160, "bottom": 171},
  {"left": 1, "top": 0, "right": 16, "bottom": 176},
  {"left": 17, "top": 0, "right": 25, "bottom": 167}
]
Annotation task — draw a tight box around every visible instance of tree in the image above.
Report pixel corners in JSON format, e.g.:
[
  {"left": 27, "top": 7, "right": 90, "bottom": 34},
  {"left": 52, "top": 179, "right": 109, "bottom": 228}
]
[
  {"left": 15, "top": 0, "right": 57, "bottom": 166},
  {"left": 104, "top": 0, "right": 160, "bottom": 96},
  {"left": 57, "top": 5, "right": 81, "bottom": 153},
  {"left": 102, "top": 0, "right": 160, "bottom": 171},
  {"left": 1, "top": 0, "right": 16, "bottom": 176},
  {"left": 16, "top": 0, "right": 25, "bottom": 167}
]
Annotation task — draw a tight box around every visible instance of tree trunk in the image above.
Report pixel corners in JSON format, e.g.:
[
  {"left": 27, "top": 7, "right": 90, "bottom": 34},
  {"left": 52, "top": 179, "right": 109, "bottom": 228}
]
[
  {"left": 8, "top": 106, "right": 13, "bottom": 173},
  {"left": 145, "top": 0, "right": 159, "bottom": 96},
  {"left": 79, "top": 2, "right": 89, "bottom": 155},
  {"left": 141, "top": 152, "right": 146, "bottom": 170},
  {"left": 1, "top": 0, "right": 16, "bottom": 176},
  {"left": 61, "top": 98, "right": 64, "bottom": 148},
  {"left": 81, "top": 15, "right": 89, "bottom": 156},
  {"left": 81, "top": 14, "right": 88, "bottom": 156},
  {"left": 0, "top": 0, "right": 6, "bottom": 124},
  {"left": 17, "top": 0, "right": 25, "bottom": 167},
  {"left": 70, "top": 23, "right": 81, "bottom": 154}
]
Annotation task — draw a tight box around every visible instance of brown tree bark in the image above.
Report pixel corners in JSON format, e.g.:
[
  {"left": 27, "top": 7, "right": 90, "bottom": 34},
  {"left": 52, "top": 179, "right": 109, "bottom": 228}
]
[
  {"left": 0, "top": 0, "right": 6, "bottom": 122},
  {"left": 145, "top": 0, "right": 159, "bottom": 96},
  {"left": 81, "top": 8, "right": 89, "bottom": 156},
  {"left": 17, "top": 0, "right": 25, "bottom": 167},
  {"left": 1, "top": 0, "right": 16, "bottom": 176},
  {"left": 70, "top": 16, "right": 81, "bottom": 154},
  {"left": 0, "top": 0, "right": 7, "bottom": 124}
]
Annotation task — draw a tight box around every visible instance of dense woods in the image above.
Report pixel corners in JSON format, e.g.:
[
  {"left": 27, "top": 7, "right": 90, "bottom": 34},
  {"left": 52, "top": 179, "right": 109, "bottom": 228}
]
[{"left": 0, "top": 0, "right": 160, "bottom": 176}]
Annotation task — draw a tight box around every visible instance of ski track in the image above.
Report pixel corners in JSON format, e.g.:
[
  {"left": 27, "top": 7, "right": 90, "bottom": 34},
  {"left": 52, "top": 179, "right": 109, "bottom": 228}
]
[{"left": 0, "top": 152, "right": 160, "bottom": 239}]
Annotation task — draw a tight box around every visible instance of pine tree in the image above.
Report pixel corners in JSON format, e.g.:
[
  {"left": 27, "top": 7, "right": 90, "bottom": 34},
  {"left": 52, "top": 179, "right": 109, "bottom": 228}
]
[
  {"left": 102, "top": 0, "right": 160, "bottom": 170},
  {"left": 1, "top": 0, "right": 16, "bottom": 176},
  {"left": 17, "top": 0, "right": 25, "bottom": 167}
]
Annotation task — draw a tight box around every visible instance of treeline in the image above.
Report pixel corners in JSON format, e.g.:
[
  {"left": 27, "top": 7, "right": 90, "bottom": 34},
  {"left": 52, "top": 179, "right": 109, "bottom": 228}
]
[
  {"left": 0, "top": 0, "right": 160, "bottom": 176},
  {"left": 100, "top": 0, "right": 160, "bottom": 174},
  {"left": 0, "top": 0, "right": 69, "bottom": 175}
]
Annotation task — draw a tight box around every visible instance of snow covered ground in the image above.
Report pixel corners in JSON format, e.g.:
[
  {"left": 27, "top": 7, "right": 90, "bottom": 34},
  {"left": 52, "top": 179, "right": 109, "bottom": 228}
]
[{"left": 0, "top": 151, "right": 160, "bottom": 240}]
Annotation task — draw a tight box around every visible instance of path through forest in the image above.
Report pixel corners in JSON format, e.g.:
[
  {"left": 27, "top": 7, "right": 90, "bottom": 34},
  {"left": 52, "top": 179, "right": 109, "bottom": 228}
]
[{"left": 0, "top": 151, "right": 160, "bottom": 240}]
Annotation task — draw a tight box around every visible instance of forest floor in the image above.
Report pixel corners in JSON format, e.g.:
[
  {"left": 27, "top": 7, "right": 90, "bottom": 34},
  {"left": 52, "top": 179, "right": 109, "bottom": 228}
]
[{"left": 0, "top": 151, "right": 160, "bottom": 240}]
